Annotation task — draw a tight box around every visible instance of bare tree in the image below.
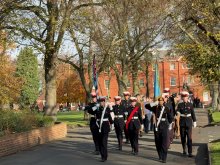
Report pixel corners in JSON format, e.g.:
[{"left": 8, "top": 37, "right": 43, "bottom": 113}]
[{"left": 1, "top": 0, "right": 104, "bottom": 116}]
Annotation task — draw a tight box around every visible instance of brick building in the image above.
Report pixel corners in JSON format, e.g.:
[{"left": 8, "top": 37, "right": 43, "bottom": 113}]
[
  {"left": 96, "top": 56, "right": 210, "bottom": 104},
  {"left": 36, "top": 54, "right": 211, "bottom": 107}
]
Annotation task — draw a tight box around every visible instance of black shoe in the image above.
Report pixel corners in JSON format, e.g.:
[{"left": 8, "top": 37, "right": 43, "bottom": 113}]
[
  {"left": 125, "top": 140, "right": 130, "bottom": 144},
  {"left": 183, "top": 151, "right": 187, "bottom": 155},
  {"left": 162, "top": 160, "right": 166, "bottom": 163},
  {"left": 188, "top": 153, "right": 193, "bottom": 157},
  {"left": 133, "top": 152, "right": 138, "bottom": 155},
  {"left": 100, "top": 158, "right": 106, "bottom": 162}
]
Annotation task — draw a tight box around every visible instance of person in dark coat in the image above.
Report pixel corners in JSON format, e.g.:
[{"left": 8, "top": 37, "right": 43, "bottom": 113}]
[
  {"left": 84, "top": 92, "right": 100, "bottom": 155},
  {"left": 162, "top": 92, "right": 175, "bottom": 149},
  {"left": 121, "top": 91, "right": 131, "bottom": 144},
  {"left": 176, "top": 91, "right": 197, "bottom": 157},
  {"left": 112, "top": 96, "right": 125, "bottom": 150},
  {"left": 126, "top": 97, "right": 143, "bottom": 155},
  {"left": 96, "top": 96, "right": 114, "bottom": 162},
  {"left": 145, "top": 96, "right": 173, "bottom": 163}
]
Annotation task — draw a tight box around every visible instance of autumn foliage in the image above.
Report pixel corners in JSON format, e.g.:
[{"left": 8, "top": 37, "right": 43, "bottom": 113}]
[
  {"left": 56, "top": 63, "right": 85, "bottom": 104},
  {"left": 0, "top": 54, "right": 23, "bottom": 105}
]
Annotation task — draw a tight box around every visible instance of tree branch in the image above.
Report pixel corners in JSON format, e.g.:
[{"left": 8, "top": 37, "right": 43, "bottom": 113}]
[
  {"left": 12, "top": 5, "right": 47, "bottom": 24},
  {"left": 189, "top": 17, "right": 220, "bottom": 49},
  {"left": 3, "top": 25, "right": 44, "bottom": 43}
]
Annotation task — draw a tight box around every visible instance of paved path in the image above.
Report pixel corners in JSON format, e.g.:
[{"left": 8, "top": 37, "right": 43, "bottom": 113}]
[{"left": 0, "top": 108, "right": 219, "bottom": 165}]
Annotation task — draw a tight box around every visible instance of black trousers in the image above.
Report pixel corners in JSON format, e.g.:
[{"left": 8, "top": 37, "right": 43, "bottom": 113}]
[
  {"left": 180, "top": 126, "right": 193, "bottom": 154},
  {"left": 90, "top": 120, "right": 99, "bottom": 152},
  {"left": 154, "top": 127, "right": 169, "bottom": 161},
  {"left": 128, "top": 128, "right": 139, "bottom": 153},
  {"left": 115, "top": 124, "right": 123, "bottom": 150},
  {"left": 168, "top": 123, "right": 174, "bottom": 147},
  {"left": 143, "top": 115, "right": 149, "bottom": 133},
  {"left": 98, "top": 132, "right": 109, "bottom": 161},
  {"left": 124, "top": 125, "right": 129, "bottom": 142}
]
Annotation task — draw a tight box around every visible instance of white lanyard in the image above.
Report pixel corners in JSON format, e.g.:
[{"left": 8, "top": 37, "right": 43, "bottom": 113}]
[
  {"left": 156, "top": 106, "right": 165, "bottom": 128},
  {"left": 99, "top": 104, "right": 108, "bottom": 132}
]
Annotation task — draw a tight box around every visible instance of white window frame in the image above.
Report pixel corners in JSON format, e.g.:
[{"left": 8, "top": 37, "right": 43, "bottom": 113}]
[
  {"left": 183, "top": 75, "right": 194, "bottom": 85},
  {"left": 170, "top": 77, "right": 176, "bottom": 86},
  {"left": 104, "top": 80, "right": 110, "bottom": 89},
  {"left": 139, "top": 79, "right": 145, "bottom": 87},
  {"left": 170, "top": 63, "right": 176, "bottom": 70}
]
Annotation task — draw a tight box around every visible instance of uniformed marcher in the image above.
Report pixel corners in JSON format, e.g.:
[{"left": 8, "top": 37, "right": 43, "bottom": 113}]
[
  {"left": 84, "top": 92, "right": 100, "bottom": 155},
  {"left": 162, "top": 92, "right": 175, "bottom": 148},
  {"left": 126, "top": 97, "right": 143, "bottom": 155},
  {"left": 112, "top": 96, "right": 125, "bottom": 150},
  {"left": 145, "top": 96, "right": 173, "bottom": 163},
  {"left": 121, "top": 91, "right": 131, "bottom": 144},
  {"left": 176, "top": 91, "right": 197, "bottom": 157},
  {"left": 96, "top": 96, "right": 114, "bottom": 162}
]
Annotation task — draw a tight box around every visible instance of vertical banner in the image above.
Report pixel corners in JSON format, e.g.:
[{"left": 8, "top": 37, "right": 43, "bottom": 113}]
[
  {"left": 154, "top": 62, "right": 161, "bottom": 100},
  {"left": 92, "top": 54, "right": 98, "bottom": 95}
]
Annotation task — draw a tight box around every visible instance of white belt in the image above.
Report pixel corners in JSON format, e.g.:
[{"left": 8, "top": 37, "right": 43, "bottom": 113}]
[
  {"left": 180, "top": 114, "right": 191, "bottom": 117},
  {"left": 132, "top": 116, "right": 138, "bottom": 119},
  {"left": 97, "top": 118, "right": 109, "bottom": 121},
  {"left": 90, "top": 115, "right": 95, "bottom": 117},
  {"left": 157, "top": 118, "right": 166, "bottom": 121},
  {"left": 115, "top": 115, "right": 123, "bottom": 118}
]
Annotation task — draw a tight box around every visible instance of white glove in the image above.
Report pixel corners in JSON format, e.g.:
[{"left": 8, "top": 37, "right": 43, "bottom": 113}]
[
  {"left": 141, "top": 124, "right": 144, "bottom": 131},
  {"left": 92, "top": 103, "right": 100, "bottom": 111},
  {"left": 193, "top": 122, "right": 197, "bottom": 128},
  {"left": 150, "top": 101, "right": 158, "bottom": 107},
  {"left": 168, "top": 123, "right": 172, "bottom": 130},
  {"left": 108, "top": 104, "right": 113, "bottom": 110},
  {"left": 96, "top": 103, "right": 100, "bottom": 108},
  {"left": 111, "top": 124, "right": 114, "bottom": 131}
]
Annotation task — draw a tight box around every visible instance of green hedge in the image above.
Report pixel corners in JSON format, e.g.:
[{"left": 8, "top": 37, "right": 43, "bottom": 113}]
[{"left": 0, "top": 110, "right": 54, "bottom": 136}]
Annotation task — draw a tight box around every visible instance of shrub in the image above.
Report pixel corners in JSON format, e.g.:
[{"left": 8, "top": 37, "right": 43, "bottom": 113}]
[
  {"left": 0, "top": 110, "right": 54, "bottom": 136},
  {"left": 36, "top": 115, "right": 54, "bottom": 127}
]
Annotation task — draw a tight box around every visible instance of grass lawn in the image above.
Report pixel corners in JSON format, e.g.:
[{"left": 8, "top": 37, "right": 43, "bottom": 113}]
[
  {"left": 210, "top": 140, "right": 220, "bottom": 165},
  {"left": 56, "top": 111, "right": 89, "bottom": 127},
  {"left": 212, "top": 111, "right": 220, "bottom": 123},
  {"left": 210, "top": 112, "right": 220, "bottom": 165}
]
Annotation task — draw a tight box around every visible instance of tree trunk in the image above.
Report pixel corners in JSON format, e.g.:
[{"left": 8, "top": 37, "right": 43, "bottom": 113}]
[
  {"left": 44, "top": 52, "right": 57, "bottom": 117},
  {"left": 209, "top": 81, "right": 219, "bottom": 111},
  {"left": 218, "top": 80, "right": 220, "bottom": 111},
  {"left": 145, "top": 64, "right": 150, "bottom": 97},
  {"left": 132, "top": 62, "right": 139, "bottom": 95}
]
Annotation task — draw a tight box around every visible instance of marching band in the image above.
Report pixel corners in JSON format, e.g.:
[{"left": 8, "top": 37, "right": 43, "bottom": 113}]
[{"left": 84, "top": 89, "right": 197, "bottom": 163}]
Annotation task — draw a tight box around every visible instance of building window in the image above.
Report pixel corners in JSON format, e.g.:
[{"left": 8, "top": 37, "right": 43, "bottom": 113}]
[
  {"left": 127, "top": 80, "right": 131, "bottom": 88},
  {"left": 182, "top": 63, "right": 192, "bottom": 69},
  {"left": 170, "top": 77, "right": 176, "bottom": 86},
  {"left": 170, "top": 63, "right": 176, "bottom": 70},
  {"left": 139, "top": 79, "right": 145, "bottom": 87},
  {"left": 104, "top": 80, "right": 110, "bottom": 89},
  {"left": 183, "top": 76, "right": 194, "bottom": 84}
]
